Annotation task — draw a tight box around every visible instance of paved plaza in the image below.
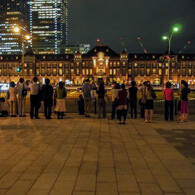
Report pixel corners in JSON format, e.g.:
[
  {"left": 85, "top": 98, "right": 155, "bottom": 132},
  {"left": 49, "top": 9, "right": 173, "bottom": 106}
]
[{"left": 0, "top": 114, "right": 195, "bottom": 195}]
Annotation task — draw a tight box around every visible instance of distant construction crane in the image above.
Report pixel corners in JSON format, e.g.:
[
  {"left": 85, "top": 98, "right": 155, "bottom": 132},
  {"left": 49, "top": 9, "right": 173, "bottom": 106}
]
[
  {"left": 179, "top": 41, "right": 191, "bottom": 54},
  {"left": 120, "top": 38, "right": 127, "bottom": 53},
  {"left": 137, "top": 37, "right": 148, "bottom": 53}
]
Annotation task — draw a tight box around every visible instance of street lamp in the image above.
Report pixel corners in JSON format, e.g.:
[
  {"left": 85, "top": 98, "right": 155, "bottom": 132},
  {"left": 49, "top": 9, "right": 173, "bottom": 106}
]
[
  {"left": 162, "top": 24, "right": 181, "bottom": 81},
  {"left": 13, "top": 26, "right": 31, "bottom": 76}
]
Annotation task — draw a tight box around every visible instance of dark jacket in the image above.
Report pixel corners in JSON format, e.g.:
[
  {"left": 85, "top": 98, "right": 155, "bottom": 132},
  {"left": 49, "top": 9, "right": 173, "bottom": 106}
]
[
  {"left": 42, "top": 84, "right": 53, "bottom": 106},
  {"left": 129, "top": 86, "right": 138, "bottom": 103},
  {"left": 96, "top": 88, "right": 106, "bottom": 99},
  {"left": 118, "top": 90, "right": 128, "bottom": 105}
]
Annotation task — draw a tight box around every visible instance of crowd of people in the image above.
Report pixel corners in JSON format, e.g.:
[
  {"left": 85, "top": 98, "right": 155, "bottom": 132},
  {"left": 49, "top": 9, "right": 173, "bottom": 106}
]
[{"left": 0, "top": 77, "right": 191, "bottom": 123}]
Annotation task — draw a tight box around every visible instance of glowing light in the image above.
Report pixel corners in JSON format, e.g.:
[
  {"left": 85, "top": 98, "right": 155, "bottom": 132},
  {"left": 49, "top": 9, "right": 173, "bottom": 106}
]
[
  {"left": 13, "top": 27, "right": 20, "bottom": 33},
  {"left": 25, "top": 35, "right": 31, "bottom": 40},
  {"left": 162, "top": 36, "right": 168, "bottom": 40}
]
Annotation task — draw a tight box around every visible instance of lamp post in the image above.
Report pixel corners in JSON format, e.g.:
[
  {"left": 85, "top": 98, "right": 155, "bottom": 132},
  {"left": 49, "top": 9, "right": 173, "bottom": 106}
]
[
  {"left": 162, "top": 25, "right": 180, "bottom": 82},
  {"left": 13, "top": 27, "right": 31, "bottom": 76}
]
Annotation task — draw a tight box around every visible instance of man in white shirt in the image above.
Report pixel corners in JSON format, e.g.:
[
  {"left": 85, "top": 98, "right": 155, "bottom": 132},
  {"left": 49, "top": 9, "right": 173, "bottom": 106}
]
[
  {"left": 17, "top": 78, "right": 27, "bottom": 117},
  {"left": 29, "top": 77, "right": 40, "bottom": 119}
]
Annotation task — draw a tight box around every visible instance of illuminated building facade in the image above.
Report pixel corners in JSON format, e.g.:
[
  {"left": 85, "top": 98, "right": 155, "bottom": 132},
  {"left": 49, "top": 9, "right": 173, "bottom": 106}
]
[
  {"left": 62, "top": 44, "right": 91, "bottom": 54},
  {"left": 29, "top": 0, "right": 68, "bottom": 54},
  {"left": 0, "top": 0, "right": 28, "bottom": 54},
  {"left": 0, "top": 45, "right": 194, "bottom": 85}
]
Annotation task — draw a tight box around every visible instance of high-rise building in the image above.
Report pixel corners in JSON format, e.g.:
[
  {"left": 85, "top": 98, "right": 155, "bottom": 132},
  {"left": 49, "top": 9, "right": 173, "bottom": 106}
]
[
  {"left": 29, "top": 0, "right": 68, "bottom": 54},
  {"left": 0, "top": 0, "right": 29, "bottom": 54}
]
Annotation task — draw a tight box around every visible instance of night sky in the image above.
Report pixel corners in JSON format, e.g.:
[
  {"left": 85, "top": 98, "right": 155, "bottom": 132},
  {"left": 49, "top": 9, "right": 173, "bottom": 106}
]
[{"left": 69, "top": 0, "right": 195, "bottom": 53}]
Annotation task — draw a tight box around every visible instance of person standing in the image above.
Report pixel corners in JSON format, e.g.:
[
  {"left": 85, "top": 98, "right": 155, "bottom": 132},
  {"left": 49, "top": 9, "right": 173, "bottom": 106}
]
[
  {"left": 163, "top": 82, "right": 174, "bottom": 121},
  {"left": 144, "top": 81, "right": 155, "bottom": 123},
  {"left": 29, "top": 77, "right": 40, "bottom": 119},
  {"left": 139, "top": 81, "right": 147, "bottom": 118},
  {"left": 82, "top": 79, "right": 93, "bottom": 117},
  {"left": 179, "top": 80, "right": 190, "bottom": 123},
  {"left": 54, "top": 81, "right": 67, "bottom": 119},
  {"left": 96, "top": 82, "right": 106, "bottom": 119},
  {"left": 17, "top": 78, "right": 27, "bottom": 117},
  {"left": 77, "top": 95, "right": 85, "bottom": 115},
  {"left": 117, "top": 84, "right": 128, "bottom": 124},
  {"left": 42, "top": 78, "right": 53, "bottom": 119},
  {"left": 8, "top": 81, "right": 18, "bottom": 117},
  {"left": 129, "top": 81, "right": 138, "bottom": 119},
  {"left": 110, "top": 82, "right": 120, "bottom": 120}
]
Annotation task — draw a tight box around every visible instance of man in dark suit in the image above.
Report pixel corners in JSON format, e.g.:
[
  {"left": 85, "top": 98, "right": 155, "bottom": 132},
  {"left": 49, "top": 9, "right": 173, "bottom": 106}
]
[{"left": 42, "top": 78, "right": 53, "bottom": 119}]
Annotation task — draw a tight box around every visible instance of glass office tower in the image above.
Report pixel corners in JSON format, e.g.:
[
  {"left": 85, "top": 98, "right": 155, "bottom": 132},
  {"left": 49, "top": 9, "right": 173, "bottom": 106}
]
[
  {"left": 30, "top": 0, "right": 68, "bottom": 54},
  {"left": 0, "top": 0, "right": 29, "bottom": 54}
]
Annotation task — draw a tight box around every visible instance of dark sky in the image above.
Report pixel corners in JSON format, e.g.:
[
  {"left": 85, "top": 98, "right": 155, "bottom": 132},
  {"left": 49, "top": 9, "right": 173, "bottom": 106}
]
[{"left": 68, "top": 0, "right": 195, "bottom": 53}]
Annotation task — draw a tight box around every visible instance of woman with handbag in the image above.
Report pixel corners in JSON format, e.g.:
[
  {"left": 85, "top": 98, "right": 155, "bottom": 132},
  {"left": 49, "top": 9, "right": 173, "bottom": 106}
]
[
  {"left": 8, "top": 81, "right": 18, "bottom": 117},
  {"left": 54, "top": 81, "right": 67, "bottom": 119}
]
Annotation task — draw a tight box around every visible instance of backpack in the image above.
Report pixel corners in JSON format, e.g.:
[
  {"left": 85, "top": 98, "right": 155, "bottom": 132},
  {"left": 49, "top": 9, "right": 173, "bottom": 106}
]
[
  {"left": 151, "top": 89, "right": 156, "bottom": 99},
  {"left": 22, "top": 84, "right": 27, "bottom": 97}
]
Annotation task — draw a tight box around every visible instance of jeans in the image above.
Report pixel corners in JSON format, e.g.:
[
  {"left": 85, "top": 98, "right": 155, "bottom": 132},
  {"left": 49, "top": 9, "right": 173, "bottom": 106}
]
[
  {"left": 130, "top": 101, "right": 137, "bottom": 118},
  {"left": 84, "top": 97, "right": 91, "bottom": 116},
  {"left": 164, "top": 100, "right": 173, "bottom": 121},
  {"left": 44, "top": 101, "right": 52, "bottom": 118}
]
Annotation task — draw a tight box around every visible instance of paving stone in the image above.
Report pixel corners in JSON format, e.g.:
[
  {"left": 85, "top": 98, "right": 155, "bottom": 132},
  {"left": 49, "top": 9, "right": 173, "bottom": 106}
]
[
  {"left": 50, "top": 181, "right": 75, "bottom": 195},
  {"left": 75, "top": 174, "right": 96, "bottom": 191},
  {"left": 5, "top": 180, "right": 34, "bottom": 195},
  {"left": 116, "top": 174, "right": 139, "bottom": 192},
  {"left": 0, "top": 114, "right": 195, "bottom": 194},
  {"left": 96, "top": 183, "right": 118, "bottom": 195},
  {"left": 97, "top": 167, "right": 116, "bottom": 183},
  {"left": 139, "top": 183, "right": 163, "bottom": 195},
  {"left": 154, "top": 175, "right": 182, "bottom": 193}
]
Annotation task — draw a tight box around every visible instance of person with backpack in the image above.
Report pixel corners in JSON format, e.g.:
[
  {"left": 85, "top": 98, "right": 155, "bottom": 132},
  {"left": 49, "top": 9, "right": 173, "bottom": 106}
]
[
  {"left": 42, "top": 78, "right": 53, "bottom": 119},
  {"left": 17, "top": 78, "right": 27, "bottom": 117},
  {"left": 54, "top": 81, "right": 67, "bottom": 119},
  {"left": 8, "top": 81, "right": 18, "bottom": 117},
  {"left": 144, "top": 81, "right": 156, "bottom": 123},
  {"left": 82, "top": 79, "right": 93, "bottom": 117},
  {"left": 29, "top": 77, "right": 40, "bottom": 119},
  {"left": 129, "top": 81, "right": 138, "bottom": 119},
  {"left": 163, "top": 82, "right": 174, "bottom": 121}
]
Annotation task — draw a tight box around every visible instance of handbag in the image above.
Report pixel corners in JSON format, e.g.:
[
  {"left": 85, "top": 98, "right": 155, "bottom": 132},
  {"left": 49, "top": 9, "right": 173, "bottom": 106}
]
[
  {"left": 151, "top": 89, "right": 157, "bottom": 99},
  {"left": 22, "top": 84, "right": 27, "bottom": 97},
  {"left": 113, "top": 97, "right": 119, "bottom": 107}
]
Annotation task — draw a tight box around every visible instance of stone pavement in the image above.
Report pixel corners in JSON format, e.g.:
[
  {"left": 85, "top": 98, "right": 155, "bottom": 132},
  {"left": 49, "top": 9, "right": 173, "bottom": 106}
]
[{"left": 0, "top": 114, "right": 195, "bottom": 195}]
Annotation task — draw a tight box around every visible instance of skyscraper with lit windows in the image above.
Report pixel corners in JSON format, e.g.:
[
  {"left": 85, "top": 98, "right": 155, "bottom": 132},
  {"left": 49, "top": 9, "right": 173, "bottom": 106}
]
[
  {"left": 0, "top": 0, "right": 29, "bottom": 54},
  {"left": 29, "top": 0, "right": 68, "bottom": 54}
]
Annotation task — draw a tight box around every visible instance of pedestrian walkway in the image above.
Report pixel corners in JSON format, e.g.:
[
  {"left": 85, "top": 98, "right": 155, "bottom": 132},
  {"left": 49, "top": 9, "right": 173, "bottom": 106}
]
[{"left": 0, "top": 114, "right": 194, "bottom": 195}]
